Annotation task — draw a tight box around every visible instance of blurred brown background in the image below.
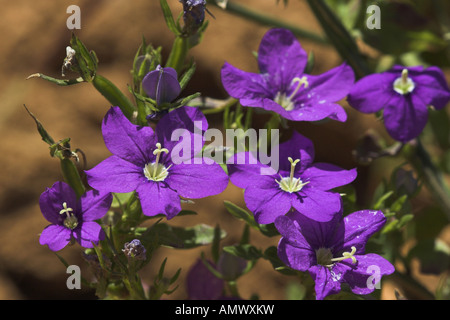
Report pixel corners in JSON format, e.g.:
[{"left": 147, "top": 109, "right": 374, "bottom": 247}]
[{"left": 0, "top": 0, "right": 446, "bottom": 300}]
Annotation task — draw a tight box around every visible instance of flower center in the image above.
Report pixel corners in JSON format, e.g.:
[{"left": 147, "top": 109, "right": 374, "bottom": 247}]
[
  {"left": 275, "top": 157, "right": 310, "bottom": 193},
  {"left": 59, "top": 202, "right": 78, "bottom": 230},
  {"left": 315, "top": 246, "right": 358, "bottom": 267},
  {"left": 274, "top": 76, "right": 309, "bottom": 111},
  {"left": 393, "top": 69, "right": 415, "bottom": 95},
  {"left": 143, "top": 142, "right": 172, "bottom": 182}
]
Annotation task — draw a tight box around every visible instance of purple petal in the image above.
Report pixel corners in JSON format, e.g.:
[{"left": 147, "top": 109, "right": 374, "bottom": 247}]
[
  {"left": 79, "top": 189, "right": 113, "bottom": 222},
  {"left": 239, "top": 96, "right": 288, "bottom": 115},
  {"left": 347, "top": 72, "right": 397, "bottom": 113},
  {"left": 257, "top": 28, "right": 308, "bottom": 90},
  {"left": 166, "top": 161, "right": 228, "bottom": 199},
  {"left": 279, "top": 131, "right": 315, "bottom": 173},
  {"left": 340, "top": 253, "right": 395, "bottom": 296},
  {"left": 244, "top": 180, "right": 294, "bottom": 224},
  {"left": 86, "top": 156, "right": 146, "bottom": 193},
  {"left": 286, "top": 210, "right": 344, "bottom": 250},
  {"left": 308, "top": 265, "right": 342, "bottom": 300},
  {"left": 410, "top": 66, "right": 450, "bottom": 110},
  {"left": 39, "top": 181, "right": 78, "bottom": 225},
  {"left": 39, "top": 224, "right": 72, "bottom": 251},
  {"left": 137, "top": 182, "right": 181, "bottom": 219},
  {"left": 301, "top": 164, "right": 357, "bottom": 191},
  {"left": 221, "top": 62, "right": 273, "bottom": 101},
  {"left": 102, "top": 107, "right": 156, "bottom": 165},
  {"left": 73, "top": 221, "right": 105, "bottom": 248},
  {"left": 274, "top": 215, "right": 310, "bottom": 249},
  {"left": 383, "top": 93, "right": 429, "bottom": 142},
  {"left": 342, "top": 210, "right": 386, "bottom": 254},
  {"left": 280, "top": 101, "right": 348, "bottom": 122},
  {"left": 227, "top": 152, "right": 276, "bottom": 189},
  {"left": 291, "top": 188, "right": 343, "bottom": 222},
  {"left": 156, "top": 106, "right": 208, "bottom": 156},
  {"left": 303, "top": 62, "right": 355, "bottom": 103},
  {"left": 142, "top": 66, "right": 181, "bottom": 105},
  {"left": 277, "top": 238, "right": 315, "bottom": 272}
]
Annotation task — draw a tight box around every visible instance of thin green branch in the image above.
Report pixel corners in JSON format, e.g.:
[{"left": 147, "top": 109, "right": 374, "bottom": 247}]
[{"left": 207, "top": 0, "right": 328, "bottom": 45}]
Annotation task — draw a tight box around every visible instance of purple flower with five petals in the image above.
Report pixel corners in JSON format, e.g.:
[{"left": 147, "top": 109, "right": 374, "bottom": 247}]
[
  {"left": 347, "top": 65, "right": 450, "bottom": 143},
  {"left": 275, "top": 209, "right": 395, "bottom": 300},
  {"left": 221, "top": 28, "right": 355, "bottom": 122},
  {"left": 39, "top": 181, "right": 112, "bottom": 251},
  {"left": 228, "top": 131, "right": 357, "bottom": 224},
  {"left": 86, "top": 106, "right": 229, "bottom": 219}
]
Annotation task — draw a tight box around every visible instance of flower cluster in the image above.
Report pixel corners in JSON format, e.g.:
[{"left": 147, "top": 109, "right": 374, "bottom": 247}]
[
  {"left": 223, "top": 28, "right": 399, "bottom": 299},
  {"left": 33, "top": 1, "right": 450, "bottom": 301}
]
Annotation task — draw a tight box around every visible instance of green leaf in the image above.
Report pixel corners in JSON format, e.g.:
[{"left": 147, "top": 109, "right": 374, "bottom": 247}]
[
  {"left": 389, "top": 194, "right": 408, "bottom": 213},
  {"left": 258, "top": 223, "right": 280, "bottom": 237},
  {"left": 160, "top": 0, "right": 181, "bottom": 36},
  {"left": 111, "top": 192, "right": 134, "bottom": 208},
  {"left": 223, "top": 244, "right": 263, "bottom": 260},
  {"left": 373, "top": 191, "right": 394, "bottom": 210},
  {"left": 179, "top": 61, "right": 196, "bottom": 91},
  {"left": 286, "top": 282, "right": 306, "bottom": 300},
  {"left": 223, "top": 201, "right": 258, "bottom": 228},
  {"left": 23, "top": 105, "right": 55, "bottom": 146},
  {"left": 306, "top": 0, "right": 370, "bottom": 78},
  {"left": 381, "top": 218, "right": 399, "bottom": 234},
  {"left": 143, "top": 223, "right": 227, "bottom": 249},
  {"left": 26, "top": 73, "right": 84, "bottom": 86},
  {"left": 263, "top": 246, "right": 298, "bottom": 276},
  {"left": 397, "top": 214, "right": 414, "bottom": 229}
]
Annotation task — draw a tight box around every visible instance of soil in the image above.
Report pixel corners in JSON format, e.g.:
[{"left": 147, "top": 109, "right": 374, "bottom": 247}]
[{"left": 0, "top": 0, "right": 447, "bottom": 300}]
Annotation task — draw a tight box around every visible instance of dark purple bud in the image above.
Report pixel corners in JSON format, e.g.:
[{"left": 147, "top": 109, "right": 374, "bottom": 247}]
[
  {"left": 179, "top": 0, "right": 206, "bottom": 33},
  {"left": 122, "top": 239, "right": 147, "bottom": 260},
  {"left": 394, "top": 168, "right": 418, "bottom": 196},
  {"left": 186, "top": 259, "right": 224, "bottom": 300},
  {"left": 142, "top": 65, "right": 181, "bottom": 106},
  {"left": 217, "top": 252, "right": 247, "bottom": 281}
]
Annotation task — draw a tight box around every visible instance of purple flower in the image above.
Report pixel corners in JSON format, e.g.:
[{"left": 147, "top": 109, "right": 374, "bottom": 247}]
[
  {"left": 221, "top": 28, "right": 354, "bottom": 122},
  {"left": 275, "top": 209, "right": 395, "bottom": 300},
  {"left": 39, "top": 181, "right": 112, "bottom": 251},
  {"left": 347, "top": 65, "right": 450, "bottom": 142},
  {"left": 86, "top": 106, "right": 229, "bottom": 220},
  {"left": 142, "top": 65, "right": 181, "bottom": 106},
  {"left": 228, "top": 131, "right": 357, "bottom": 224}
]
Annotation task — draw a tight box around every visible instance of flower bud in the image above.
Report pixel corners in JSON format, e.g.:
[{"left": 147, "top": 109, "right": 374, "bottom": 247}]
[
  {"left": 122, "top": 239, "right": 147, "bottom": 260},
  {"left": 179, "top": 0, "right": 207, "bottom": 34},
  {"left": 217, "top": 252, "right": 247, "bottom": 281},
  {"left": 142, "top": 65, "right": 181, "bottom": 106}
]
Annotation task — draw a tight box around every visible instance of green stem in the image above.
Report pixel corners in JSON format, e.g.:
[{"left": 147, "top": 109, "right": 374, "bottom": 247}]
[
  {"left": 306, "top": 0, "right": 370, "bottom": 78},
  {"left": 227, "top": 280, "right": 241, "bottom": 298},
  {"left": 165, "top": 36, "right": 189, "bottom": 75},
  {"left": 60, "top": 158, "right": 86, "bottom": 198},
  {"left": 207, "top": 0, "right": 328, "bottom": 45}
]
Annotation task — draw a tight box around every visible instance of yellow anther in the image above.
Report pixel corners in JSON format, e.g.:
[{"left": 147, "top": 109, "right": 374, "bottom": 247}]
[
  {"left": 289, "top": 76, "right": 309, "bottom": 100},
  {"left": 59, "top": 202, "right": 73, "bottom": 216},
  {"left": 330, "top": 246, "right": 358, "bottom": 264}
]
